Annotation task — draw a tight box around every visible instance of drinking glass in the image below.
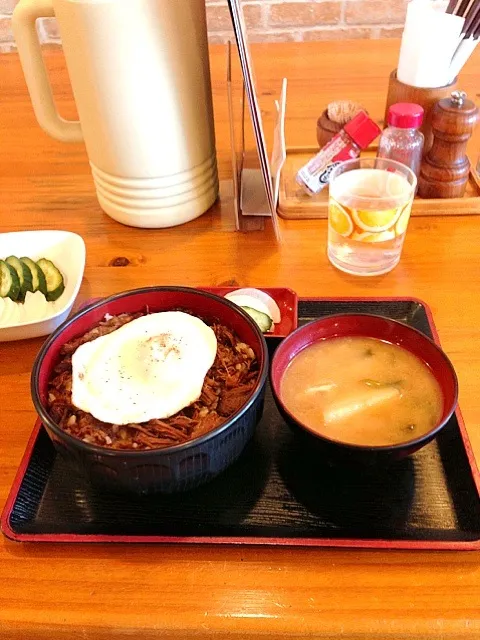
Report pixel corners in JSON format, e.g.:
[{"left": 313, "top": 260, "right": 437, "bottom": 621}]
[{"left": 328, "top": 157, "right": 417, "bottom": 276}]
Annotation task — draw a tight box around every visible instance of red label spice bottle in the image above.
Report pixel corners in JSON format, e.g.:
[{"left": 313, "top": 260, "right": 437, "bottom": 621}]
[{"left": 296, "top": 111, "right": 381, "bottom": 195}]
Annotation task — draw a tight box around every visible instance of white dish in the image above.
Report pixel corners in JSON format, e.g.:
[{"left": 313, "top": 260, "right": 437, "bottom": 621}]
[{"left": 0, "top": 230, "right": 85, "bottom": 342}]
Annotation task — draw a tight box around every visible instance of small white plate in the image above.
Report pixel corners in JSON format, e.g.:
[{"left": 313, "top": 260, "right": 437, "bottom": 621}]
[{"left": 0, "top": 230, "right": 86, "bottom": 342}]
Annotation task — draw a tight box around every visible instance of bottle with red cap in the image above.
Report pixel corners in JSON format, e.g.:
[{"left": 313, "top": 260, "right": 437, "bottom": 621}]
[
  {"left": 297, "top": 111, "right": 381, "bottom": 195},
  {"left": 377, "top": 103, "right": 425, "bottom": 178}
]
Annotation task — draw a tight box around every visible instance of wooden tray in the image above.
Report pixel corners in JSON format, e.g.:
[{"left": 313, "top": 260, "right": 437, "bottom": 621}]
[{"left": 278, "top": 146, "right": 480, "bottom": 220}]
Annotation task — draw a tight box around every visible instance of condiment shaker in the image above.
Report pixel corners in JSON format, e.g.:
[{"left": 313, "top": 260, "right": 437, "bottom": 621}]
[
  {"left": 297, "top": 111, "right": 381, "bottom": 195},
  {"left": 418, "top": 91, "right": 479, "bottom": 199},
  {"left": 377, "top": 103, "right": 424, "bottom": 177}
]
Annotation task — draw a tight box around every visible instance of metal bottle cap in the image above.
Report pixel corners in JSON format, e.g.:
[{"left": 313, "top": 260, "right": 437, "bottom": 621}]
[{"left": 451, "top": 90, "right": 467, "bottom": 107}]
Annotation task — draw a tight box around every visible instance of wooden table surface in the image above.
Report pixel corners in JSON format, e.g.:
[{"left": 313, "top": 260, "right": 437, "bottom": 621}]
[{"left": 1, "top": 40, "right": 480, "bottom": 639}]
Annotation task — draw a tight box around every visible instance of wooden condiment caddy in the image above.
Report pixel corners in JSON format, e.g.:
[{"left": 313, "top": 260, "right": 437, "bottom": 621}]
[
  {"left": 418, "top": 91, "right": 479, "bottom": 199},
  {"left": 278, "top": 145, "right": 480, "bottom": 219}
]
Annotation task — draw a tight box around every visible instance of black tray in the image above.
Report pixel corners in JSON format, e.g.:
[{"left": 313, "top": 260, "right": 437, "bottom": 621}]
[{"left": 2, "top": 298, "right": 480, "bottom": 549}]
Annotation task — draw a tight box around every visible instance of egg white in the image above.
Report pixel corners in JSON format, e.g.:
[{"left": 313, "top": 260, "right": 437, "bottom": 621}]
[{"left": 71, "top": 311, "right": 218, "bottom": 425}]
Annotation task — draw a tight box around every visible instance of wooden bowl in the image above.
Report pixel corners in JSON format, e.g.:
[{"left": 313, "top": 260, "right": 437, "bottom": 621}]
[{"left": 316, "top": 110, "right": 343, "bottom": 148}]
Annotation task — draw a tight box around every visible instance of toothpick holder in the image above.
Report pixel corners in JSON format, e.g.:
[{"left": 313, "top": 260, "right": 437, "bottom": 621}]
[{"left": 384, "top": 70, "right": 458, "bottom": 154}]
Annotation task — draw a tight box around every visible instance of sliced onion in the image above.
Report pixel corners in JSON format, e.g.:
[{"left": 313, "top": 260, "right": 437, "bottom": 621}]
[
  {"left": 1, "top": 297, "right": 22, "bottom": 327},
  {"left": 225, "top": 288, "right": 281, "bottom": 324},
  {"left": 24, "top": 290, "right": 49, "bottom": 321}
]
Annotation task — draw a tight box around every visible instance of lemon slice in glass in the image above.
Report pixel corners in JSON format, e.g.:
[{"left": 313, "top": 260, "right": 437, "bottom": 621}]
[
  {"left": 329, "top": 201, "right": 353, "bottom": 237},
  {"left": 352, "top": 230, "right": 396, "bottom": 243},
  {"left": 352, "top": 206, "right": 401, "bottom": 233},
  {"left": 395, "top": 201, "right": 412, "bottom": 236}
]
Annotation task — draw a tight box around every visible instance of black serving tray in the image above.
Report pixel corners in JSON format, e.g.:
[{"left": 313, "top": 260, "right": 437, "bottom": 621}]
[{"left": 2, "top": 298, "right": 480, "bottom": 549}]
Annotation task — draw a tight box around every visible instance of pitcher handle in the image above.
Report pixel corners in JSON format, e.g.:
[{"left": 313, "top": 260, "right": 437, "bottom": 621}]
[{"left": 12, "top": 0, "right": 83, "bottom": 142}]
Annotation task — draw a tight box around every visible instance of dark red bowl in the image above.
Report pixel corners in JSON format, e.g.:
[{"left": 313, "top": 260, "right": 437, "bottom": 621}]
[
  {"left": 271, "top": 314, "right": 458, "bottom": 465},
  {"left": 31, "top": 287, "right": 269, "bottom": 494}
]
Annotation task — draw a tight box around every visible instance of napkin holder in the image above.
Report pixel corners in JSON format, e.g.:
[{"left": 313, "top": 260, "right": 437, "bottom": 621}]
[
  {"left": 384, "top": 70, "right": 458, "bottom": 154},
  {"left": 227, "top": 41, "right": 286, "bottom": 237}
]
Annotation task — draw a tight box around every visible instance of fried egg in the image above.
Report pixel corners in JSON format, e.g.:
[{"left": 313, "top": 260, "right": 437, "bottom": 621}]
[{"left": 71, "top": 311, "right": 217, "bottom": 425}]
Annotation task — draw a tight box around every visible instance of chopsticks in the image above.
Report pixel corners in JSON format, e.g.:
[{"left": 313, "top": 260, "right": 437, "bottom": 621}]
[
  {"left": 446, "top": 0, "right": 480, "bottom": 79},
  {"left": 464, "top": 3, "right": 480, "bottom": 36},
  {"left": 447, "top": 0, "right": 469, "bottom": 16},
  {"left": 397, "top": 0, "right": 478, "bottom": 87},
  {"left": 447, "top": 0, "right": 475, "bottom": 17},
  {"left": 447, "top": 0, "right": 480, "bottom": 32}
]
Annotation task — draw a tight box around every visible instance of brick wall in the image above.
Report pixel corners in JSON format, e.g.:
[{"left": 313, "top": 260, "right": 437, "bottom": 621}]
[{"left": 0, "top": 0, "right": 411, "bottom": 53}]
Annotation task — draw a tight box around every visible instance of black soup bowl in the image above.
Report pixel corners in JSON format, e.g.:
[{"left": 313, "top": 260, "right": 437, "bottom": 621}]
[
  {"left": 32, "top": 286, "right": 269, "bottom": 494},
  {"left": 270, "top": 313, "right": 458, "bottom": 466}
]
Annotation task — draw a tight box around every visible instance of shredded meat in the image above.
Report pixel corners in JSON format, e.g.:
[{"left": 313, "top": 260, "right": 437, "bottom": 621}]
[
  {"left": 60, "top": 312, "right": 143, "bottom": 354},
  {"left": 47, "top": 313, "right": 259, "bottom": 451}
]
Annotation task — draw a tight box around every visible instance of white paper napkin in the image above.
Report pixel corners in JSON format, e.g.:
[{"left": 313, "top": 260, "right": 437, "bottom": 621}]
[{"left": 398, "top": 0, "right": 465, "bottom": 88}]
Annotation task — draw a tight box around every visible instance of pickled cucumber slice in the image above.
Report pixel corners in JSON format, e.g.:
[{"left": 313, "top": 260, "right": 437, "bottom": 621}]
[
  {"left": 241, "top": 306, "right": 273, "bottom": 332},
  {"left": 20, "top": 257, "right": 47, "bottom": 296},
  {"left": 6, "top": 256, "right": 33, "bottom": 300},
  {"left": 36, "top": 258, "right": 65, "bottom": 302},
  {"left": 0, "top": 260, "right": 21, "bottom": 300}
]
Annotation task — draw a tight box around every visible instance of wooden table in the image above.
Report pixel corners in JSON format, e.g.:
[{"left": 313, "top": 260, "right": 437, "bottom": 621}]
[{"left": 1, "top": 40, "right": 480, "bottom": 640}]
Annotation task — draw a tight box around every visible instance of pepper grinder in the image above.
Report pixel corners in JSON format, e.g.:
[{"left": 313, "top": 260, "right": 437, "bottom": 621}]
[{"left": 418, "top": 91, "right": 478, "bottom": 199}]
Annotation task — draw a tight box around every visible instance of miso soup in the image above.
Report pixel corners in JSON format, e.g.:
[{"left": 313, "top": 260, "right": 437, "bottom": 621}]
[{"left": 280, "top": 336, "right": 443, "bottom": 447}]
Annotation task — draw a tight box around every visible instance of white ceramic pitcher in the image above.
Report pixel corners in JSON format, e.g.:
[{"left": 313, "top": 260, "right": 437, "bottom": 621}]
[{"left": 13, "top": 0, "right": 219, "bottom": 228}]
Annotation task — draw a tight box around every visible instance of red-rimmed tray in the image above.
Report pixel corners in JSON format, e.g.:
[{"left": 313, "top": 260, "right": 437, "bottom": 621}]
[
  {"left": 201, "top": 287, "right": 297, "bottom": 338},
  {"left": 2, "top": 297, "right": 480, "bottom": 549},
  {"left": 78, "top": 287, "right": 298, "bottom": 338}
]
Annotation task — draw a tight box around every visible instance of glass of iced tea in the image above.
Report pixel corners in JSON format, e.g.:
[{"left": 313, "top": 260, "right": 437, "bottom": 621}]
[{"left": 328, "top": 157, "right": 417, "bottom": 276}]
